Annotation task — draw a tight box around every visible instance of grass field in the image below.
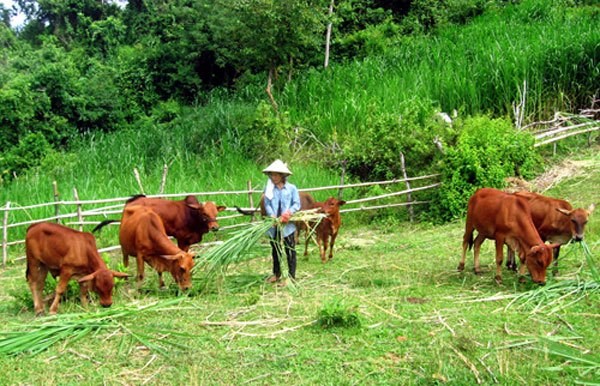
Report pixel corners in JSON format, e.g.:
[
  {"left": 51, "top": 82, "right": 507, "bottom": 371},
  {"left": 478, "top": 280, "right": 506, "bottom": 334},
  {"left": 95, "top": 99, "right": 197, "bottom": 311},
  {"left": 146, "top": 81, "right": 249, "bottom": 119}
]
[{"left": 0, "top": 150, "right": 598, "bottom": 385}]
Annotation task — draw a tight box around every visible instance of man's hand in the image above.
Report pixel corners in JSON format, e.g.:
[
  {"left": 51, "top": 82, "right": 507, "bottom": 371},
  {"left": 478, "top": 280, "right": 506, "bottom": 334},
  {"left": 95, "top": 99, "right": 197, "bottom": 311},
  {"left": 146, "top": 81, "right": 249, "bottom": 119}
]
[{"left": 280, "top": 210, "right": 292, "bottom": 223}]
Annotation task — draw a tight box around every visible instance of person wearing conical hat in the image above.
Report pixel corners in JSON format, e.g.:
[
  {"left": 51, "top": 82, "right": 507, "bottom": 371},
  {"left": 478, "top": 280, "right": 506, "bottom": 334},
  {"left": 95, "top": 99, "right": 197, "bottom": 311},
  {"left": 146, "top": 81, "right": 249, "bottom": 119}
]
[{"left": 262, "top": 160, "right": 301, "bottom": 287}]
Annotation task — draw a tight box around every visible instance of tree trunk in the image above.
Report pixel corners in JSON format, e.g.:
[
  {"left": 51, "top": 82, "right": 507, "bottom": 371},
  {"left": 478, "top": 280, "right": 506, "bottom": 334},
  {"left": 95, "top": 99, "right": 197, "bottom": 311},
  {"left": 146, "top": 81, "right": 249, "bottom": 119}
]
[{"left": 266, "top": 67, "right": 279, "bottom": 113}]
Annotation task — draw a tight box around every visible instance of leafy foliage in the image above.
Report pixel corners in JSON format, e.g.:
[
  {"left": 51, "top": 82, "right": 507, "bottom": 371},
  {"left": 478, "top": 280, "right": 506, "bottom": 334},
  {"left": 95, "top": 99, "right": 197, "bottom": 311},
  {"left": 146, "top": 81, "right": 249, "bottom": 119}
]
[
  {"left": 316, "top": 297, "right": 362, "bottom": 329},
  {"left": 431, "top": 115, "right": 540, "bottom": 222}
]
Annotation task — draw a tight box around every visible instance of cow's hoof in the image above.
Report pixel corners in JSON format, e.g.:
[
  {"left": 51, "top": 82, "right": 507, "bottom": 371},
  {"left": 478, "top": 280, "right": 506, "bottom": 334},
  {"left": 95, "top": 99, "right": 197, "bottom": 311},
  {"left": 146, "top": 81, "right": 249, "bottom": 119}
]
[
  {"left": 494, "top": 275, "right": 503, "bottom": 285},
  {"left": 474, "top": 269, "right": 482, "bottom": 275},
  {"left": 518, "top": 276, "right": 527, "bottom": 284},
  {"left": 552, "top": 269, "right": 559, "bottom": 276},
  {"left": 457, "top": 263, "right": 465, "bottom": 272}
]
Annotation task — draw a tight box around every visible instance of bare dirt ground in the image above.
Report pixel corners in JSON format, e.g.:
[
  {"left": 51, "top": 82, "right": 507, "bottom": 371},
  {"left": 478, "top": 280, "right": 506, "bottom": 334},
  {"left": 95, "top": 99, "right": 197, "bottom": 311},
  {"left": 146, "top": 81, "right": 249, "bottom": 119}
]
[{"left": 505, "top": 158, "right": 599, "bottom": 193}]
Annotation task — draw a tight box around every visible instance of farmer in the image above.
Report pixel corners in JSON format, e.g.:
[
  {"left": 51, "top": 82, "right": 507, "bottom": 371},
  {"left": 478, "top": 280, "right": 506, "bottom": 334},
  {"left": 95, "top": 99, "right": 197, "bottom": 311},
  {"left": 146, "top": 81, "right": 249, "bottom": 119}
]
[{"left": 262, "top": 159, "right": 301, "bottom": 287}]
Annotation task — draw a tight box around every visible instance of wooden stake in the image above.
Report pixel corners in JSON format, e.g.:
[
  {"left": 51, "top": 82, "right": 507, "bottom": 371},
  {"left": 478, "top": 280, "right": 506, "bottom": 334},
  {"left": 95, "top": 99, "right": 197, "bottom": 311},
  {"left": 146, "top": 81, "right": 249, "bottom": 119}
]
[
  {"left": 247, "top": 180, "right": 255, "bottom": 222},
  {"left": 53, "top": 181, "right": 60, "bottom": 224},
  {"left": 400, "top": 152, "right": 414, "bottom": 222},
  {"left": 159, "top": 164, "right": 168, "bottom": 194},
  {"left": 3, "top": 201, "right": 9, "bottom": 267},
  {"left": 134, "top": 168, "right": 145, "bottom": 194},
  {"left": 324, "top": 0, "right": 335, "bottom": 68},
  {"left": 73, "top": 188, "right": 83, "bottom": 231}
]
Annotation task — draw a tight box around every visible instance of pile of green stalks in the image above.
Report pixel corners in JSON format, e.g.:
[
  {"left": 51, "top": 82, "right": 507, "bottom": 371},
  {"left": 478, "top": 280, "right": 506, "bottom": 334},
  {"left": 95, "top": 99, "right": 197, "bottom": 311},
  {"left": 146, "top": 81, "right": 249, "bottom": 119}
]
[{"left": 0, "top": 298, "right": 189, "bottom": 357}]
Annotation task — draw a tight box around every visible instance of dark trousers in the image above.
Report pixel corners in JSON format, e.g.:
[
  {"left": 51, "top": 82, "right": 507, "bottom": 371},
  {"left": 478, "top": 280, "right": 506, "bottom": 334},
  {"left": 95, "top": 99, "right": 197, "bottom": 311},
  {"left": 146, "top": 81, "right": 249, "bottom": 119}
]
[{"left": 269, "top": 232, "right": 297, "bottom": 279}]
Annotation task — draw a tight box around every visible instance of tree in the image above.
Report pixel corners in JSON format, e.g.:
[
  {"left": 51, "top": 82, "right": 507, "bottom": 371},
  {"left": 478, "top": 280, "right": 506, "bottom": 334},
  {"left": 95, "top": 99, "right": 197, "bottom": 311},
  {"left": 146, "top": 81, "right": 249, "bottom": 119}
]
[{"left": 207, "top": 0, "right": 327, "bottom": 111}]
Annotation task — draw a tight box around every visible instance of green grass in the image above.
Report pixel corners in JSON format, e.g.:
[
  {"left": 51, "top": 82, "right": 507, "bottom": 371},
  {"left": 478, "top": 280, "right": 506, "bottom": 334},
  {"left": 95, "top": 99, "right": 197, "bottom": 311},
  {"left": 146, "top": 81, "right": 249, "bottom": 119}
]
[{"left": 0, "top": 152, "right": 598, "bottom": 385}]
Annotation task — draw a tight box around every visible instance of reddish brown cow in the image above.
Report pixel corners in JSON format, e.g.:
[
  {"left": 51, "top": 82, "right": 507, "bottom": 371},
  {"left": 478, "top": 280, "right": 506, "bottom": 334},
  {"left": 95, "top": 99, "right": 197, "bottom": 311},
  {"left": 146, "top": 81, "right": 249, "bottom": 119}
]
[
  {"left": 458, "top": 188, "right": 556, "bottom": 285},
  {"left": 306, "top": 197, "right": 347, "bottom": 263},
  {"left": 94, "top": 195, "right": 226, "bottom": 252},
  {"left": 119, "top": 206, "right": 195, "bottom": 290},
  {"left": 26, "top": 222, "right": 128, "bottom": 315},
  {"left": 506, "top": 191, "right": 595, "bottom": 273}
]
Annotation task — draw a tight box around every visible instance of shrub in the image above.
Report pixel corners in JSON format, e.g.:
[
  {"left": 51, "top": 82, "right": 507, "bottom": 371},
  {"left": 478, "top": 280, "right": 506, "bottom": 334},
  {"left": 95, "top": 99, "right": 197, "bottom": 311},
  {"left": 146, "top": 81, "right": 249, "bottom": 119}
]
[
  {"left": 430, "top": 115, "right": 540, "bottom": 222},
  {"left": 316, "top": 297, "right": 362, "bottom": 329}
]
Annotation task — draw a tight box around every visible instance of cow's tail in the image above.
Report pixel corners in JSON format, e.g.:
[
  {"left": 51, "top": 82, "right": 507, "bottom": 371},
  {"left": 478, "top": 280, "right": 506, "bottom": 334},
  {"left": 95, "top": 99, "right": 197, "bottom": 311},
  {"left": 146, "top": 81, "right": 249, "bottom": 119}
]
[
  {"left": 93, "top": 219, "right": 118, "bottom": 233},
  {"left": 235, "top": 206, "right": 258, "bottom": 216}
]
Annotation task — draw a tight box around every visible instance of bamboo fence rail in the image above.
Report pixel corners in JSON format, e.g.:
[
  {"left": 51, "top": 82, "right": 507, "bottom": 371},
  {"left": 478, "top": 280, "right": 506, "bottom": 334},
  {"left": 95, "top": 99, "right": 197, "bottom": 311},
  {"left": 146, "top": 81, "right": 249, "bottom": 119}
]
[{"left": 1, "top": 174, "right": 440, "bottom": 265}]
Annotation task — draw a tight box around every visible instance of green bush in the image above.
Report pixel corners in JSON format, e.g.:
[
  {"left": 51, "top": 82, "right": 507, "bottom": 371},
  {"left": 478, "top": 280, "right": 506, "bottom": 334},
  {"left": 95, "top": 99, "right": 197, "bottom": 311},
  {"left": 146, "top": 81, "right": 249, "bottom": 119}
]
[
  {"left": 316, "top": 297, "right": 362, "bottom": 329},
  {"left": 430, "top": 115, "right": 540, "bottom": 222},
  {"left": 0, "top": 133, "right": 54, "bottom": 183},
  {"left": 338, "top": 100, "right": 455, "bottom": 181}
]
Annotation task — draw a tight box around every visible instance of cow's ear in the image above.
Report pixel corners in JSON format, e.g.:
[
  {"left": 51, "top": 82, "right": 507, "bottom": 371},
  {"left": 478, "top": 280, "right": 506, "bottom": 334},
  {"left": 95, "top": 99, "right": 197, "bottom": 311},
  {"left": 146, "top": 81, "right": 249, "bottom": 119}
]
[
  {"left": 78, "top": 272, "right": 98, "bottom": 283},
  {"left": 556, "top": 208, "right": 572, "bottom": 216},
  {"left": 159, "top": 254, "right": 180, "bottom": 260},
  {"left": 530, "top": 245, "right": 542, "bottom": 254},
  {"left": 111, "top": 271, "right": 129, "bottom": 278},
  {"left": 338, "top": 200, "right": 347, "bottom": 206},
  {"left": 217, "top": 206, "right": 227, "bottom": 212}
]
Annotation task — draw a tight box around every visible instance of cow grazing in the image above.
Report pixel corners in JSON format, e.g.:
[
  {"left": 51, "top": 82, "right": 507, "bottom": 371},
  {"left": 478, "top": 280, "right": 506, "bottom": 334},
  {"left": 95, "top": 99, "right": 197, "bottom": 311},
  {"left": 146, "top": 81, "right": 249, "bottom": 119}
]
[
  {"left": 506, "top": 191, "right": 594, "bottom": 273},
  {"left": 25, "top": 222, "right": 128, "bottom": 315},
  {"left": 458, "top": 188, "right": 556, "bottom": 285},
  {"left": 119, "top": 205, "right": 195, "bottom": 290},
  {"left": 307, "top": 197, "right": 347, "bottom": 263},
  {"left": 94, "top": 195, "right": 226, "bottom": 252}
]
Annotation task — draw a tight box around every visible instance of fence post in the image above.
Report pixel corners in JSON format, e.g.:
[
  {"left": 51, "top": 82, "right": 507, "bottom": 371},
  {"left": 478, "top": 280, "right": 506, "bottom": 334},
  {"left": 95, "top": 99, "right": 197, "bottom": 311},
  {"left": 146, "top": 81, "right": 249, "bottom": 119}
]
[
  {"left": 3, "top": 201, "right": 9, "bottom": 267},
  {"left": 134, "top": 168, "right": 145, "bottom": 194},
  {"left": 53, "top": 181, "right": 61, "bottom": 223},
  {"left": 400, "top": 152, "right": 414, "bottom": 222},
  {"left": 247, "top": 180, "right": 255, "bottom": 222},
  {"left": 159, "top": 164, "right": 168, "bottom": 194},
  {"left": 73, "top": 188, "right": 83, "bottom": 231},
  {"left": 338, "top": 161, "right": 346, "bottom": 199}
]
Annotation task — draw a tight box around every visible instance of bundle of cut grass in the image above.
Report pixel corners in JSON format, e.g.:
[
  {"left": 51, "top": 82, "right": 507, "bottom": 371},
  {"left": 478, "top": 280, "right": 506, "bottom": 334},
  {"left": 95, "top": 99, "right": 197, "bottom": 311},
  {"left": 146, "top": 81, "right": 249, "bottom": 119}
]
[
  {"left": 0, "top": 297, "right": 188, "bottom": 356},
  {"left": 195, "top": 209, "right": 326, "bottom": 284}
]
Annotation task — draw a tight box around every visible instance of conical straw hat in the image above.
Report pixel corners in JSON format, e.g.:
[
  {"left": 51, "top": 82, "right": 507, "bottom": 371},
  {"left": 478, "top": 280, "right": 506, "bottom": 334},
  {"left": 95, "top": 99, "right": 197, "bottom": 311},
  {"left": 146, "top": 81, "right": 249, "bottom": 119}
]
[{"left": 262, "top": 159, "right": 292, "bottom": 175}]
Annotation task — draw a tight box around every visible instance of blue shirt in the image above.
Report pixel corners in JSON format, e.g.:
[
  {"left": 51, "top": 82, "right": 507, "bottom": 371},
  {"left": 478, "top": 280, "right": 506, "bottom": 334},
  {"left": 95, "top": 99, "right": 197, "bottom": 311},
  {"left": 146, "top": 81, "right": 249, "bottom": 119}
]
[{"left": 264, "top": 182, "right": 301, "bottom": 238}]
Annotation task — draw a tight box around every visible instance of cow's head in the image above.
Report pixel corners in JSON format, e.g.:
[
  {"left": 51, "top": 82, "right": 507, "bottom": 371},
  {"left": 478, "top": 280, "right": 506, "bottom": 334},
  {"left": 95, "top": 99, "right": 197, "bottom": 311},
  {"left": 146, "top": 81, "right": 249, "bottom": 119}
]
[
  {"left": 201, "top": 201, "right": 226, "bottom": 232},
  {"left": 78, "top": 269, "right": 129, "bottom": 307},
  {"left": 556, "top": 204, "right": 594, "bottom": 242},
  {"left": 525, "top": 244, "right": 556, "bottom": 285},
  {"left": 163, "top": 251, "right": 195, "bottom": 291},
  {"left": 321, "top": 197, "right": 346, "bottom": 216}
]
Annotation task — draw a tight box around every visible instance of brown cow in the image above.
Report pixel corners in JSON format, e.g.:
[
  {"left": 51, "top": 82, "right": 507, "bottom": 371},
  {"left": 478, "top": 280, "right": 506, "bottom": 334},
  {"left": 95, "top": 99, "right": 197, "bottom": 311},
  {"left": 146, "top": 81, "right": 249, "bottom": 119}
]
[
  {"left": 306, "top": 197, "right": 347, "bottom": 263},
  {"left": 94, "top": 194, "right": 226, "bottom": 252},
  {"left": 506, "top": 191, "right": 595, "bottom": 273},
  {"left": 119, "top": 205, "right": 195, "bottom": 290},
  {"left": 25, "top": 222, "right": 128, "bottom": 315},
  {"left": 457, "top": 188, "right": 556, "bottom": 285}
]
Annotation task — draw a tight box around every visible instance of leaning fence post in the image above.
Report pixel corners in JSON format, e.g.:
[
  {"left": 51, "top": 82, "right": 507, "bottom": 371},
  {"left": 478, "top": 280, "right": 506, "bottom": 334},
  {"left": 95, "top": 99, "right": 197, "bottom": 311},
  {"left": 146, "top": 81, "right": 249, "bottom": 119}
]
[
  {"left": 159, "top": 164, "right": 168, "bottom": 194},
  {"left": 3, "top": 201, "right": 9, "bottom": 267},
  {"left": 53, "top": 181, "right": 61, "bottom": 223},
  {"left": 134, "top": 168, "right": 145, "bottom": 194},
  {"left": 247, "top": 180, "right": 255, "bottom": 222},
  {"left": 73, "top": 188, "right": 83, "bottom": 231},
  {"left": 338, "top": 161, "right": 346, "bottom": 199},
  {"left": 400, "top": 152, "right": 414, "bottom": 222}
]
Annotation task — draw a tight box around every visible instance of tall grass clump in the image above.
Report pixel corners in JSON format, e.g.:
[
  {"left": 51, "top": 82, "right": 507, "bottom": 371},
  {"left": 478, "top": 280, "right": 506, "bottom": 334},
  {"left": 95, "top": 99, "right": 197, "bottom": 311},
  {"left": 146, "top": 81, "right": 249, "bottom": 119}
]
[
  {"left": 316, "top": 296, "right": 362, "bottom": 329},
  {"left": 281, "top": 0, "right": 599, "bottom": 139}
]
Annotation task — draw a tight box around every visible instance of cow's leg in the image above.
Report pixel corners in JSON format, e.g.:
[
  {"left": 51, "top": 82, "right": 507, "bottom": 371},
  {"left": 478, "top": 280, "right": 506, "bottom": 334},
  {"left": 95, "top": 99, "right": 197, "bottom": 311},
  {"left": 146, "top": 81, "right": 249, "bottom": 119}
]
[
  {"left": 121, "top": 246, "right": 129, "bottom": 268},
  {"left": 304, "top": 228, "right": 311, "bottom": 258},
  {"left": 506, "top": 246, "right": 517, "bottom": 272},
  {"left": 517, "top": 254, "right": 528, "bottom": 283},
  {"left": 321, "top": 233, "right": 330, "bottom": 263},
  {"left": 316, "top": 233, "right": 326, "bottom": 263},
  {"left": 27, "top": 261, "right": 48, "bottom": 316},
  {"left": 136, "top": 254, "right": 145, "bottom": 289},
  {"left": 49, "top": 272, "right": 72, "bottom": 314},
  {"left": 473, "top": 233, "right": 486, "bottom": 275},
  {"left": 458, "top": 224, "right": 475, "bottom": 271},
  {"left": 552, "top": 246, "right": 561, "bottom": 276},
  {"left": 158, "top": 272, "right": 165, "bottom": 288},
  {"left": 79, "top": 281, "right": 90, "bottom": 308},
  {"left": 328, "top": 231, "right": 338, "bottom": 260},
  {"left": 494, "top": 238, "right": 505, "bottom": 284}
]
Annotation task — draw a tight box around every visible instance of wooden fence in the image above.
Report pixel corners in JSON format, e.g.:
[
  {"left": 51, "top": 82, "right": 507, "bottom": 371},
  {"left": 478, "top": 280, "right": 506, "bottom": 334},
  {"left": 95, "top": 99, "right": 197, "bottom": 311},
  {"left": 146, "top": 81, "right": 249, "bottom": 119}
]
[{"left": 1, "top": 174, "right": 440, "bottom": 265}]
